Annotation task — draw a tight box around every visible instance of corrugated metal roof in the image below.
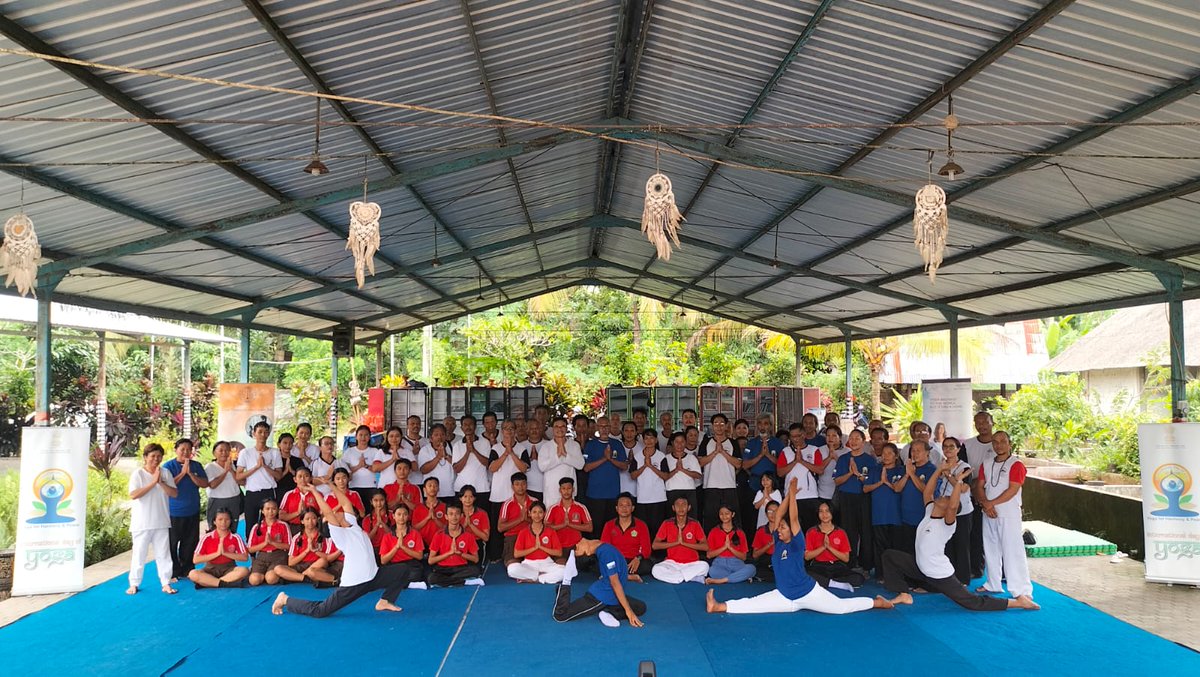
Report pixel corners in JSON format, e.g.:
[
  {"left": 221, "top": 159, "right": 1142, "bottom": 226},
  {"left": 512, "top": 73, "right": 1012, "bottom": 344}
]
[{"left": 1, "top": 0, "right": 1198, "bottom": 346}]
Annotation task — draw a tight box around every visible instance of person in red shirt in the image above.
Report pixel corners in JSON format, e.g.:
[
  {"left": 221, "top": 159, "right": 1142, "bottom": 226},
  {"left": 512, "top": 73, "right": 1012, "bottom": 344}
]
[
  {"left": 378, "top": 504, "right": 428, "bottom": 590},
  {"left": 651, "top": 496, "right": 709, "bottom": 584},
  {"left": 383, "top": 459, "right": 421, "bottom": 512},
  {"left": 601, "top": 493, "right": 652, "bottom": 579},
  {"left": 498, "top": 472, "right": 535, "bottom": 564},
  {"left": 247, "top": 499, "right": 290, "bottom": 586},
  {"left": 362, "top": 490, "right": 395, "bottom": 552},
  {"left": 705, "top": 505, "right": 756, "bottom": 585},
  {"left": 459, "top": 485, "right": 491, "bottom": 548},
  {"left": 507, "top": 501, "right": 566, "bottom": 583},
  {"left": 547, "top": 477, "right": 593, "bottom": 555},
  {"left": 188, "top": 509, "right": 249, "bottom": 588},
  {"left": 326, "top": 468, "right": 365, "bottom": 519},
  {"left": 279, "top": 468, "right": 321, "bottom": 528},
  {"left": 274, "top": 509, "right": 337, "bottom": 586},
  {"left": 805, "top": 501, "right": 865, "bottom": 590},
  {"left": 428, "top": 503, "right": 483, "bottom": 587},
  {"left": 752, "top": 500, "right": 779, "bottom": 582},
  {"left": 413, "top": 477, "right": 448, "bottom": 545}
]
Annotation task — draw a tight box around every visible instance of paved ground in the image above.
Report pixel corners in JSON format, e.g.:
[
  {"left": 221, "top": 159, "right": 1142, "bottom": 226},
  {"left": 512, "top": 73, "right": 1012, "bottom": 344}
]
[{"left": 1030, "top": 555, "right": 1200, "bottom": 651}]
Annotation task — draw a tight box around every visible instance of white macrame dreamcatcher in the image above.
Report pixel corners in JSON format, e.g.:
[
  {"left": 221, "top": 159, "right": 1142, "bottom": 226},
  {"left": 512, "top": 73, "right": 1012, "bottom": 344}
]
[
  {"left": 913, "top": 153, "right": 948, "bottom": 283},
  {"left": 1, "top": 178, "right": 41, "bottom": 296},
  {"left": 641, "top": 147, "right": 683, "bottom": 260},
  {"left": 346, "top": 177, "right": 381, "bottom": 289}
]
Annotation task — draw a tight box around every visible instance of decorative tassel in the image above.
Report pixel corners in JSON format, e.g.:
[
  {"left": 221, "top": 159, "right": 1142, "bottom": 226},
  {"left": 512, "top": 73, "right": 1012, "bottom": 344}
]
[
  {"left": 347, "top": 200, "right": 381, "bottom": 289},
  {"left": 1, "top": 213, "right": 40, "bottom": 296},
  {"left": 913, "top": 183, "right": 948, "bottom": 283},
  {"left": 642, "top": 172, "right": 683, "bottom": 260}
]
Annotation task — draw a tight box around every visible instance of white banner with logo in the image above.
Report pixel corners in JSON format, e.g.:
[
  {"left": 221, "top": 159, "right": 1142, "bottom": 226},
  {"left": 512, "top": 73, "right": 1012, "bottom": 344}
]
[
  {"left": 1139, "top": 423, "right": 1200, "bottom": 584},
  {"left": 12, "top": 427, "right": 90, "bottom": 595},
  {"left": 921, "top": 378, "right": 974, "bottom": 441}
]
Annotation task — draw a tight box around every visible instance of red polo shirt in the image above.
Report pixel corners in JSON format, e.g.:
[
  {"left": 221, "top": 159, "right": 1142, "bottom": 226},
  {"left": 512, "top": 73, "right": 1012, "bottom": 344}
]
[
  {"left": 413, "top": 500, "right": 447, "bottom": 545},
  {"left": 289, "top": 532, "right": 324, "bottom": 564},
  {"left": 752, "top": 526, "right": 775, "bottom": 556},
  {"left": 547, "top": 501, "right": 592, "bottom": 549},
  {"left": 379, "top": 528, "right": 424, "bottom": 562},
  {"left": 362, "top": 512, "right": 395, "bottom": 549},
  {"left": 248, "top": 521, "right": 290, "bottom": 553},
  {"left": 279, "top": 488, "right": 321, "bottom": 525},
  {"left": 805, "top": 527, "right": 850, "bottom": 563},
  {"left": 429, "top": 529, "right": 477, "bottom": 568},
  {"left": 462, "top": 507, "right": 491, "bottom": 540},
  {"left": 383, "top": 481, "right": 421, "bottom": 509},
  {"left": 514, "top": 525, "right": 562, "bottom": 561},
  {"left": 500, "top": 494, "right": 535, "bottom": 536},
  {"left": 602, "top": 518, "right": 651, "bottom": 560},
  {"left": 325, "top": 491, "right": 365, "bottom": 515},
  {"left": 655, "top": 518, "right": 706, "bottom": 563},
  {"left": 707, "top": 526, "right": 749, "bottom": 559},
  {"left": 195, "top": 531, "right": 246, "bottom": 565}
]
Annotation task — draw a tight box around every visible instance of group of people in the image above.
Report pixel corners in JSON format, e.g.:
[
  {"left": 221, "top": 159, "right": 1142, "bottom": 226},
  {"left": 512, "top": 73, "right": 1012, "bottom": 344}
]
[{"left": 127, "top": 406, "right": 1037, "bottom": 626}]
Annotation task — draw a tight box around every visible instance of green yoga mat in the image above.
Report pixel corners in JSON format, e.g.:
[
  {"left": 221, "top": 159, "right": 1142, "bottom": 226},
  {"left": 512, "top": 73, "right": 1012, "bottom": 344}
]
[{"left": 1023, "top": 520, "right": 1118, "bottom": 558}]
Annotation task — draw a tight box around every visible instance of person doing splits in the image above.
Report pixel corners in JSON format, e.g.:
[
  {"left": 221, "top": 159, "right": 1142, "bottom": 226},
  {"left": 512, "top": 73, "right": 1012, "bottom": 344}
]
[
  {"left": 553, "top": 539, "right": 645, "bottom": 628},
  {"left": 706, "top": 479, "right": 896, "bottom": 616},
  {"left": 880, "top": 459, "right": 1038, "bottom": 612},
  {"left": 651, "top": 496, "right": 709, "bottom": 584}
]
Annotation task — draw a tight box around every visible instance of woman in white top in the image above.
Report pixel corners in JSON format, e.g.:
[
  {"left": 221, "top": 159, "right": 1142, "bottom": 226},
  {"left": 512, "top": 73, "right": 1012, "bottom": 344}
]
[
  {"left": 372, "top": 426, "right": 405, "bottom": 489},
  {"left": 752, "top": 472, "right": 782, "bottom": 529},
  {"left": 295, "top": 422, "right": 320, "bottom": 468},
  {"left": 204, "top": 441, "right": 243, "bottom": 531},
  {"left": 418, "top": 424, "right": 457, "bottom": 499},
  {"left": 310, "top": 436, "right": 343, "bottom": 497},
  {"left": 615, "top": 422, "right": 641, "bottom": 499},
  {"left": 815, "top": 426, "right": 846, "bottom": 502},
  {"left": 127, "top": 443, "right": 178, "bottom": 595},
  {"left": 488, "top": 420, "right": 530, "bottom": 563},
  {"left": 664, "top": 432, "right": 702, "bottom": 520},
  {"left": 402, "top": 416, "right": 425, "bottom": 485},
  {"left": 631, "top": 428, "right": 670, "bottom": 535},
  {"left": 536, "top": 417, "right": 585, "bottom": 508},
  {"left": 343, "top": 424, "right": 381, "bottom": 505},
  {"left": 235, "top": 421, "right": 282, "bottom": 536}
]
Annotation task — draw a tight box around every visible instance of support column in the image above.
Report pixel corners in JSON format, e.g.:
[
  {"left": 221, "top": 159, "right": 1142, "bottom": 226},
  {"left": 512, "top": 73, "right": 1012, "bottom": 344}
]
[
  {"left": 794, "top": 336, "right": 804, "bottom": 386},
  {"left": 329, "top": 346, "right": 340, "bottom": 437},
  {"left": 1157, "top": 272, "right": 1187, "bottom": 420},
  {"left": 844, "top": 330, "right": 853, "bottom": 417},
  {"left": 96, "top": 331, "right": 107, "bottom": 444},
  {"left": 945, "top": 312, "right": 960, "bottom": 379},
  {"left": 181, "top": 340, "right": 192, "bottom": 440},
  {"left": 375, "top": 341, "right": 383, "bottom": 386},
  {"left": 34, "top": 274, "right": 64, "bottom": 425},
  {"left": 239, "top": 312, "right": 256, "bottom": 383}
]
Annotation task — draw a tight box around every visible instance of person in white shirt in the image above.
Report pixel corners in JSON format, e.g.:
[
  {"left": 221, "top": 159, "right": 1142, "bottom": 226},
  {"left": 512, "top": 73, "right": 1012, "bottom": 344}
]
[
  {"left": 962, "top": 411, "right": 996, "bottom": 579},
  {"left": 372, "top": 426, "right": 406, "bottom": 489},
  {"left": 481, "top": 411, "right": 500, "bottom": 446},
  {"left": 524, "top": 419, "right": 547, "bottom": 501},
  {"left": 537, "top": 417, "right": 585, "bottom": 508},
  {"left": 342, "top": 424, "right": 381, "bottom": 505},
  {"left": 127, "top": 443, "right": 178, "bottom": 595},
  {"left": 815, "top": 427, "right": 846, "bottom": 502},
  {"left": 204, "top": 440, "right": 243, "bottom": 531},
  {"left": 657, "top": 411, "right": 674, "bottom": 453},
  {"left": 751, "top": 472, "right": 783, "bottom": 530},
  {"left": 295, "top": 422, "right": 320, "bottom": 468},
  {"left": 975, "top": 431, "right": 1034, "bottom": 600},
  {"left": 902, "top": 421, "right": 944, "bottom": 465},
  {"left": 453, "top": 415, "right": 493, "bottom": 504},
  {"left": 444, "top": 416, "right": 462, "bottom": 444},
  {"left": 235, "top": 421, "right": 282, "bottom": 535},
  {"left": 400, "top": 415, "right": 426, "bottom": 485},
  {"left": 631, "top": 429, "right": 670, "bottom": 532},
  {"left": 777, "top": 422, "right": 824, "bottom": 532},
  {"left": 664, "top": 432, "right": 703, "bottom": 519},
  {"left": 615, "top": 422, "right": 641, "bottom": 499},
  {"left": 418, "top": 424, "right": 457, "bottom": 499},
  {"left": 488, "top": 420, "right": 531, "bottom": 562},
  {"left": 699, "top": 414, "right": 741, "bottom": 531},
  {"left": 310, "top": 436, "right": 344, "bottom": 497},
  {"left": 935, "top": 437, "right": 974, "bottom": 583}
]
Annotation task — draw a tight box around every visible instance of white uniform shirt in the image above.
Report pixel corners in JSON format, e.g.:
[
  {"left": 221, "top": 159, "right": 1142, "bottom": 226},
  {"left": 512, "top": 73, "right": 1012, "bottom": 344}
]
[
  {"left": 371, "top": 448, "right": 401, "bottom": 488},
  {"left": 310, "top": 455, "right": 346, "bottom": 496},
  {"left": 701, "top": 438, "right": 738, "bottom": 489},
  {"left": 915, "top": 503, "right": 956, "bottom": 580},
  {"left": 489, "top": 442, "right": 532, "bottom": 504},
  {"left": 524, "top": 439, "right": 544, "bottom": 493},
  {"left": 937, "top": 460, "right": 974, "bottom": 515},
  {"left": 632, "top": 448, "right": 668, "bottom": 504},
  {"left": 685, "top": 445, "right": 703, "bottom": 488},
  {"left": 981, "top": 455, "right": 1025, "bottom": 519},
  {"left": 298, "top": 442, "right": 320, "bottom": 468},
  {"left": 454, "top": 436, "right": 494, "bottom": 493},
  {"left": 664, "top": 454, "right": 701, "bottom": 492},
  {"left": 329, "top": 514, "right": 378, "bottom": 587},
  {"left": 417, "top": 443, "right": 456, "bottom": 497},
  {"left": 618, "top": 441, "right": 641, "bottom": 497},
  {"left": 816, "top": 445, "right": 846, "bottom": 499},
  {"left": 204, "top": 461, "right": 241, "bottom": 500},
  {"left": 536, "top": 439, "right": 584, "bottom": 504},
  {"left": 753, "top": 489, "right": 782, "bottom": 528},
  {"left": 779, "top": 444, "right": 820, "bottom": 500},
  {"left": 236, "top": 447, "right": 281, "bottom": 492},
  {"left": 901, "top": 442, "right": 944, "bottom": 466},
  {"left": 129, "top": 468, "right": 175, "bottom": 532},
  {"left": 962, "top": 437, "right": 995, "bottom": 472},
  {"left": 401, "top": 437, "right": 424, "bottom": 485},
  {"left": 341, "top": 446, "right": 379, "bottom": 489}
]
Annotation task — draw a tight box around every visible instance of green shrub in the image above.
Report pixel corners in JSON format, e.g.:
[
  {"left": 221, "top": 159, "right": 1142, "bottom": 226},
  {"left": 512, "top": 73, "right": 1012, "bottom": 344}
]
[
  {"left": 994, "top": 372, "right": 1099, "bottom": 458},
  {"left": 0, "top": 472, "right": 17, "bottom": 549},
  {"left": 879, "top": 388, "right": 923, "bottom": 443}
]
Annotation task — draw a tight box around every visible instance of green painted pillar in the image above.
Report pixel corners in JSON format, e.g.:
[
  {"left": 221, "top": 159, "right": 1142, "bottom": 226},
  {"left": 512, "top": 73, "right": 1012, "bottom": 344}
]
[
  {"left": 844, "top": 330, "right": 853, "bottom": 414},
  {"left": 1157, "top": 273, "right": 1187, "bottom": 420},
  {"left": 947, "top": 312, "right": 960, "bottom": 379},
  {"left": 34, "top": 273, "right": 64, "bottom": 425},
  {"left": 239, "top": 311, "right": 257, "bottom": 383}
]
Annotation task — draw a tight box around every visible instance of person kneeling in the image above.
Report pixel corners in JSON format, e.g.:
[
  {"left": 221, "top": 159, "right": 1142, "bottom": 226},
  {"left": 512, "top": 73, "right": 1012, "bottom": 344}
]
[
  {"left": 188, "top": 508, "right": 250, "bottom": 589},
  {"left": 706, "top": 479, "right": 897, "bottom": 615},
  {"left": 508, "top": 501, "right": 566, "bottom": 584},
  {"left": 553, "top": 539, "right": 645, "bottom": 628},
  {"left": 428, "top": 503, "right": 484, "bottom": 587}
]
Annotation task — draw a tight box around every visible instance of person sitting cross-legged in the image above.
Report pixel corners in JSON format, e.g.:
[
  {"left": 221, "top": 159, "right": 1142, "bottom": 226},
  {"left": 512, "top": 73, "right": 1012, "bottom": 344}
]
[
  {"left": 651, "top": 496, "right": 709, "bottom": 584},
  {"left": 507, "top": 501, "right": 566, "bottom": 584},
  {"left": 704, "top": 505, "right": 756, "bottom": 585},
  {"left": 427, "top": 502, "right": 484, "bottom": 588},
  {"left": 188, "top": 508, "right": 250, "bottom": 589}
]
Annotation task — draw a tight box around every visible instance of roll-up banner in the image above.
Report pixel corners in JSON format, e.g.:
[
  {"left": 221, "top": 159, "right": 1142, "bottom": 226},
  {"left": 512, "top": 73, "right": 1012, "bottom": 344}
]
[
  {"left": 920, "top": 378, "right": 974, "bottom": 441},
  {"left": 1139, "top": 423, "right": 1200, "bottom": 584}
]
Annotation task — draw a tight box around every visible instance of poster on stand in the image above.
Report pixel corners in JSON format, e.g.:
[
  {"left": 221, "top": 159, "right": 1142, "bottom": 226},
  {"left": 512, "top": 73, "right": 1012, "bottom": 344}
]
[
  {"left": 217, "top": 384, "right": 276, "bottom": 451},
  {"left": 921, "top": 378, "right": 973, "bottom": 441},
  {"left": 12, "top": 427, "right": 90, "bottom": 595},
  {"left": 1139, "top": 423, "right": 1200, "bottom": 584}
]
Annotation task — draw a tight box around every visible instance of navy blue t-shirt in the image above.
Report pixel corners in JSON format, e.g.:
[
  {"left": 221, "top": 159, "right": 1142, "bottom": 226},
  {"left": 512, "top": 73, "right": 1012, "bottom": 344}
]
[
  {"left": 833, "top": 453, "right": 876, "bottom": 494},
  {"left": 161, "top": 459, "right": 207, "bottom": 517},
  {"left": 743, "top": 437, "right": 784, "bottom": 478},
  {"left": 589, "top": 542, "right": 630, "bottom": 606},
  {"left": 805, "top": 434, "right": 827, "bottom": 449},
  {"left": 868, "top": 464, "right": 905, "bottom": 526},
  {"left": 900, "top": 462, "right": 938, "bottom": 526},
  {"left": 773, "top": 532, "right": 816, "bottom": 600},
  {"left": 584, "top": 438, "right": 626, "bottom": 500}
]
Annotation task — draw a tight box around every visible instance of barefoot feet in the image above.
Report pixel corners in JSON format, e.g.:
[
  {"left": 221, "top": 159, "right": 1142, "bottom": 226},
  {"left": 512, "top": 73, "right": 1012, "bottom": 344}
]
[
  {"left": 272, "top": 592, "right": 288, "bottom": 615},
  {"left": 375, "top": 599, "right": 402, "bottom": 613}
]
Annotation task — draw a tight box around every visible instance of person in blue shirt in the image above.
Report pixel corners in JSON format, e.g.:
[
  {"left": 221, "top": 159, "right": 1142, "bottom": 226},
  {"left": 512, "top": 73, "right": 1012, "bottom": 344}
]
[
  {"left": 554, "top": 538, "right": 645, "bottom": 628},
  {"left": 800, "top": 413, "right": 826, "bottom": 449},
  {"left": 898, "top": 441, "right": 938, "bottom": 554},
  {"left": 864, "top": 443, "right": 905, "bottom": 583},
  {"left": 707, "top": 477, "right": 895, "bottom": 615},
  {"left": 582, "top": 416, "right": 627, "bottom": 538},
  {"left": 833, "top": 429, "right": 877, "bottom": 572},
  {"left": 740, "top": 414, "right": 783, "bottom": 531},
  {"left": 162, "top": 438, "right": 209, "bottom": 580}
]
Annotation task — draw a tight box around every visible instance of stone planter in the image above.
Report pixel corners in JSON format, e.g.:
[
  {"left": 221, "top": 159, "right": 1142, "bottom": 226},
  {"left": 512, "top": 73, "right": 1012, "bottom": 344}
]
[{"left": 0, "top": 548, "right": 14, "bottom": 601}]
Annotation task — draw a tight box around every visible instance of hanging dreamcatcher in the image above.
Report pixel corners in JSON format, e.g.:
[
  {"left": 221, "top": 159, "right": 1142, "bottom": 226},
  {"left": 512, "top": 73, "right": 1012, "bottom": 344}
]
[
  {"left": 913, "top": 152, "right": 948, "bottom": 283},
  {"left": 1, "top": 176, "right": 41, "bottom": 296},
  {"left": 346, "top": 176, "right": 381, "bottom": 289},
  {"left": 641, "top": 145, "right": 683, "bottom": 260}
]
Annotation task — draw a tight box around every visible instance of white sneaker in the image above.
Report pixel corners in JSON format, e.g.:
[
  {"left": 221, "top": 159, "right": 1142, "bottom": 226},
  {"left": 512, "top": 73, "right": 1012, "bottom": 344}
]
[
  {"left": 465, "top": 577, "right": 485, "bottom": 587},
  {"left": 562, "top": 552, "right": 578, "bottom": 585},
  {"left": 408, "top": 582, "right": 428, "bottom": 590},
  {"left": 829, "top": 581, "right": 854, "bottom": 592},
  {"left": 598, "top": 611, "right": 619, "bottom": 628}
]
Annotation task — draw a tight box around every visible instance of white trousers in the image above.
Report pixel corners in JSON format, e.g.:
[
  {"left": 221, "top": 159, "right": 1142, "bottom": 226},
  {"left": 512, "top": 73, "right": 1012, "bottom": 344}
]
[
  {"left": 651, "top": 559, "right": 709, "bottom": 584},
  {"left": 508, "top": 558, "right": 566, "bottom": 584},
  {"left": 725, "top": 586, "right": 875, "bottom": 615},
  {"left": 982, "top": 513, "right": 1033, "bottom": 597},
  {"left": 129, "top": 528, "right": 172, "bottom": 587}
]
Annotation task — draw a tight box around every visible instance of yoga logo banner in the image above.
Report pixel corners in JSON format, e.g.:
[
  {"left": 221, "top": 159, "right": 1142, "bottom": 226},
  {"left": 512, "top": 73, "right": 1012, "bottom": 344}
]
[
  {"left": 1139, "top": 423, "right": 1200, "bottom": 584},
  {"left": 12, "top": 426, "right": 90, "bottom": 595},
  {"left": 921, "top": 378, "right": 973, "bottom": 441},
  {"left": 218, "top": 383, "right": 276, "bottom": 451}
]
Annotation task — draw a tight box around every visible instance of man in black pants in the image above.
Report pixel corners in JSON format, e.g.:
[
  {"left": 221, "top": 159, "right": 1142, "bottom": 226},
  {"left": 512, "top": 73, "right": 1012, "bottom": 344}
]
[
  {"left": 553, "top": 538, "right": 645, "bottom": 628},
  {"left": 881, "top": 461, "right": 1038, "bottom": 612},
  {"left": 272, "top": 485, "right": 422, "bottom": 617},
  {"left": 162, "top": 439, "right": 208, "bottom": 580}
]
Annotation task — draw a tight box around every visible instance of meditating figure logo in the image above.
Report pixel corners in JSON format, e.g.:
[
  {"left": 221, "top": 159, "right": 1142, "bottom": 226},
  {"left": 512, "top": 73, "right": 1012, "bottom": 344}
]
[
  {"left": 1151, "top": 463, "right": 1198, "bottom": 518},
  {"left": 27, "top": 468, "right": 75, "bottom": 524}
]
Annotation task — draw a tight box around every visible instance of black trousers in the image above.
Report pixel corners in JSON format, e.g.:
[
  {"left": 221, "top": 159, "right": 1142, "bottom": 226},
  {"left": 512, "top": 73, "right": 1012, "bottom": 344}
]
[
  {"left": 969, "top": 502, "right": 985, "bottom": 578},
  {"left": 206, "top": 495, "right": 243, "bottom": 533},
  {"left": 553, "top": 585, "right": 645, "bottom": 622},
  {"left": 168, "top": 513, "right": 200, "bottom": 578},
  {"left": 897, "top": 524, "right": 918, "bottom": 555},
  {"left": 636, "top": 501, "right": 668, "bottom": 542},
  {"left": 585, "top": 497, "right": 617, "bottom": 538},
  {"left": 738, "top": 477, "right": 758, "bottom": 538},
  {"left": 353, "top": 488, "right": 377, "bottom": 509},
  {"left": 665, "top": 489, "right": 698, "bottom": 521},
  {"left": 702, "top": 488, "right": 739, "bottom": 531},
  {"left": 881, "top": 549, "right": 1007, "bottom": 612},
  {"left": 947, "top": 513, "right": 973, "bottom": 584},
  {"left": 872, "top": 523, "right": 902, "bottom": 579},
  {"left": 753, "top": 554, "right": 774, "bottom": 583},
  {"left": 796, "top": 498, "right": 822, "bottom": 535},
  {"left": 428, "top": 563, "right": 481, "bottom": 587},
  {"left": 285, "top": 562, "right": 423, "bottom": 618},
  {"left": 837, "top": 492, "right": 872, "bottom": 570},
  {"left": 487, "top": 501, "right": 506, "bottom": 562},
  {"left": 243, "top": 488, "right": 277, "bottom": 535},
  {"left": 807, "top": 560, "right": 866, "bottom": 589}
]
